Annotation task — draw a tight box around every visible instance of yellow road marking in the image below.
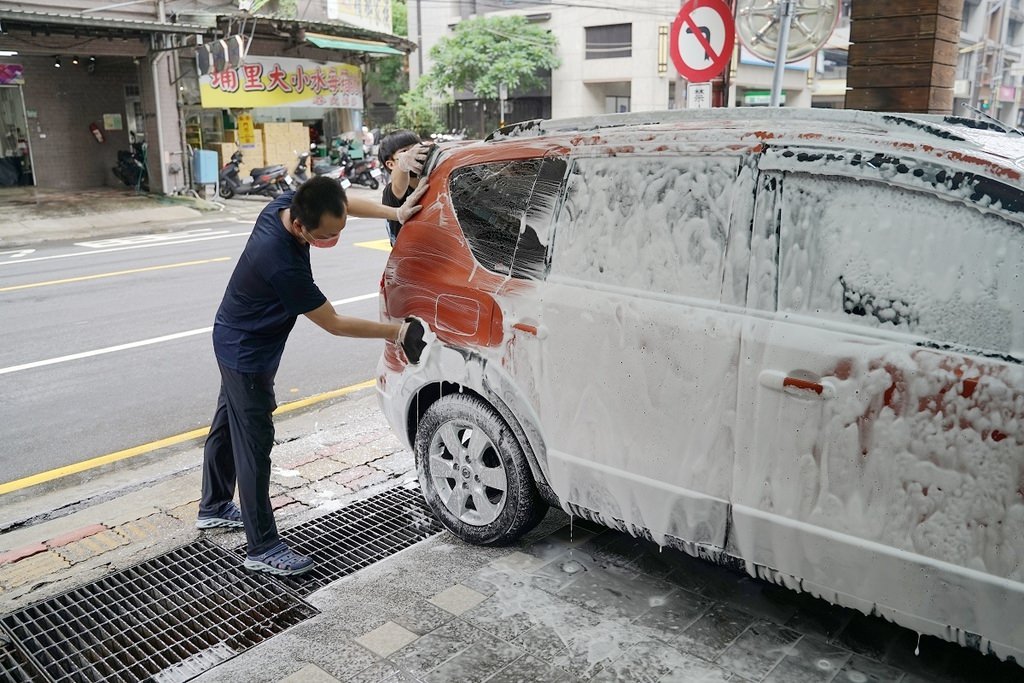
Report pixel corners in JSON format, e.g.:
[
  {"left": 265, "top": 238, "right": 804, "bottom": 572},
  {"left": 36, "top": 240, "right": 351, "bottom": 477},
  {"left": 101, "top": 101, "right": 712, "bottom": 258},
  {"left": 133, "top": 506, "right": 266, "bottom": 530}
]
[
  {"left": 354, "top": 239, "right": 392, "bottom": 252},
  {"left": 0, "top": 257, "right": 231, "bottom": 293},
  {"left": 0, "top": 379, "right": 376, "bottom": 496}
]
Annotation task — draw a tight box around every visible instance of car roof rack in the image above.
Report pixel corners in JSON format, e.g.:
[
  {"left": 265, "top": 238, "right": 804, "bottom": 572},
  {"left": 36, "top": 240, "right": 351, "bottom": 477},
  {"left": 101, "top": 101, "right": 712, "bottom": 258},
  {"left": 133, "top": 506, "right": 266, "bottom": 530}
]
[{"left": 484, "top": 108, "right": 975, "bottom": 145}]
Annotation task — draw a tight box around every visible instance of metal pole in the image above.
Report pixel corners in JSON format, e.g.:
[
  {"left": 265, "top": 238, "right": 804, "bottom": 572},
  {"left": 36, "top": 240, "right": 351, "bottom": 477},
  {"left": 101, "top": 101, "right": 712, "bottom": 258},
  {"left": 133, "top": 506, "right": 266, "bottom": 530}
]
[{"left": 769, "top": 0, "right": 794, "bottom": 107}]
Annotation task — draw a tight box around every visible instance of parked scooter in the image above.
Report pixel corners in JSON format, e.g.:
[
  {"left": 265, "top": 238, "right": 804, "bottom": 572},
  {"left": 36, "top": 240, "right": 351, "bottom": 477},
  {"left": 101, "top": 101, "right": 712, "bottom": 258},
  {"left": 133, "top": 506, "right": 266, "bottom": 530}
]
[
  {"left": 290, "top": 148, "right": 351, "bottom": 190},
  {"left": 218, "top": 151, "right": 291, "bottom": 199},
  {"left": 337, "top": 147, "right": 383, "bottom": 190},
  {"left": 112, "top": 141, "right": 149, "bottom": 192}
]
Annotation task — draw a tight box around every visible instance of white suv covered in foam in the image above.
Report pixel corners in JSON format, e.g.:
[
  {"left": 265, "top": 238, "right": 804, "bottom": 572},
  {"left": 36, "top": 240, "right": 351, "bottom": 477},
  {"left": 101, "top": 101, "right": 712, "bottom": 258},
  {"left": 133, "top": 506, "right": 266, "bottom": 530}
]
[{"left": 376, "top": 109, "right": 1024, "bottom": 664}]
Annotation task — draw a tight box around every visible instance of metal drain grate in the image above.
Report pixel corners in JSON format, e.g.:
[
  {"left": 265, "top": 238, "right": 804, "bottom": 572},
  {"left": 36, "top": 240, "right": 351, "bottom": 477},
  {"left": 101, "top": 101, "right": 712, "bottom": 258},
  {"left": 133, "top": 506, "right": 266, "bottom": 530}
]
[
  {"left": 0, "top": 626, "right": 44, "bottom": 683},
  {"left": 244, "top": 484, "right": 444, "bottom": 595},
  {"left": 0, "top": 539, "right": 318, "bottom": 683}
]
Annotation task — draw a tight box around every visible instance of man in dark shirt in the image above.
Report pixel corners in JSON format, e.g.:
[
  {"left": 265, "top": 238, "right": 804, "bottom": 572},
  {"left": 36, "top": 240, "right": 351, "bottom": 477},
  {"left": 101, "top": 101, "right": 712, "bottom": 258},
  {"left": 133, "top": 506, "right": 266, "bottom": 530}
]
[
  {"left": 379, "top": 130, "right": 431, "bottom": 245},
  {"left": 197, "top": 177, "right": 427, "bottom": 576}
]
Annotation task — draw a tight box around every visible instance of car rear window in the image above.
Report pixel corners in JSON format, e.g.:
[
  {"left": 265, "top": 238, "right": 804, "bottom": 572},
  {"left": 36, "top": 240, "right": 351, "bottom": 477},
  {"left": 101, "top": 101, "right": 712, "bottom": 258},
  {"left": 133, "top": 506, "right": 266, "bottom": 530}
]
[{"left": 448, "top": 158, "right": 565, "bottom": 280}]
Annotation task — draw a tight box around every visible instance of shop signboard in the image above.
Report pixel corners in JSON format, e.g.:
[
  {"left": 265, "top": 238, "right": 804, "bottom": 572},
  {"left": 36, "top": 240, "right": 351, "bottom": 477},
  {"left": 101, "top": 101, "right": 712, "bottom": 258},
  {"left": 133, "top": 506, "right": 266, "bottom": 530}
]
[{"left": 199, "top": 56, "right": 363, "bottom": 109}]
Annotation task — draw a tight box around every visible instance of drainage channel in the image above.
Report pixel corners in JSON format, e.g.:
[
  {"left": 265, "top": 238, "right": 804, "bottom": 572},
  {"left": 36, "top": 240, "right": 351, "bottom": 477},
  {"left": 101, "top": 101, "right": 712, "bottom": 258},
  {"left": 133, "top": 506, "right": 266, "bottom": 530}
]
[
  {"left": 237, "top": 482, "right": 445, "bottom": 596},
  {"left": 0, "top": 483, "right": 444, "bottom": 681}
]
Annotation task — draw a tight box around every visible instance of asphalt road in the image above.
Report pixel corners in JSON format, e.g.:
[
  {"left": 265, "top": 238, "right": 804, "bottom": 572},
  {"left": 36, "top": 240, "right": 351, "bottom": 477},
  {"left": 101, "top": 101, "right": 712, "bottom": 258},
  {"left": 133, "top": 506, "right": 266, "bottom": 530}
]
[{"left": 0, "top": 213, "right": 395, "bottom": 485}]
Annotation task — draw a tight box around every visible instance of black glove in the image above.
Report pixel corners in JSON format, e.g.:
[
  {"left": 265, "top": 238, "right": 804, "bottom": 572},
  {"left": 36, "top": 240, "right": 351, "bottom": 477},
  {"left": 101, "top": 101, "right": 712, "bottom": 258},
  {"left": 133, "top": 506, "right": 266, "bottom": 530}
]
[{"left": 398, "top": 317, "right": 426, "bottom": 364}]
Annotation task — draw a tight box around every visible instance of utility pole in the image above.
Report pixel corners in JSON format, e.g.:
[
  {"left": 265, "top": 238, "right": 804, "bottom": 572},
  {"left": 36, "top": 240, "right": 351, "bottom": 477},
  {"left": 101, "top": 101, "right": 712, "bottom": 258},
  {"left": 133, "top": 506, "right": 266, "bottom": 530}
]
[{"left": 769, "top": 0, "right": 794, "bottom": 106}]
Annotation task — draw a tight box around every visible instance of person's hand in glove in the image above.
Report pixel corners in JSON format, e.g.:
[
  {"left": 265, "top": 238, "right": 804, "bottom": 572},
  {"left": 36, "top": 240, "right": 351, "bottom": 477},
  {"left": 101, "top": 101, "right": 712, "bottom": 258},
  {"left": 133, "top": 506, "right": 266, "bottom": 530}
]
[
  {"left": 396, "top": 317, "right": 427, "bottom": 364},
  {"left": 396, "top": 182, "right": 429, "bottom": 224},
  {"left": 394, "top": 142, "right": 433, "bottom": 176}
]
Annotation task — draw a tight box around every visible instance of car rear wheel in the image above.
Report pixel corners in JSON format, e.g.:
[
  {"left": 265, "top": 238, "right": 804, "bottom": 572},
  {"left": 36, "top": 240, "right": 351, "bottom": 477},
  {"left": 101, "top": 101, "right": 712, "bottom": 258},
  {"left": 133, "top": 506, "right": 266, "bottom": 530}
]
[{"left": 415, "top": 394, "right": 546, "bottom": 545}]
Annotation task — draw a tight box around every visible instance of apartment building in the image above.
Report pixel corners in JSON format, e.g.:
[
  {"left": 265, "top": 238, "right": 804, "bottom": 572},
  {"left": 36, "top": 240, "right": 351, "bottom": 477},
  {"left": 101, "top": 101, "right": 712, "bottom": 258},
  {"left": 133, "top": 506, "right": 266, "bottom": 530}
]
[
  {"left": 408, "top": 0, "right": 852, "bottom": 135},
  {"left": 956, "top": 0, "right": 1024, "bottom": 125}
]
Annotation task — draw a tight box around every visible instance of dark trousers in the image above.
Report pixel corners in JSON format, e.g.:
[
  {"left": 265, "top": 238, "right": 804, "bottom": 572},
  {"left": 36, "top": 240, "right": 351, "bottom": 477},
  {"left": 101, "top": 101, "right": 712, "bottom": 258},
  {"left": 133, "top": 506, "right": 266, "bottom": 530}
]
[{"left": 200, "top": 362, "right": 280, "bottom": 556}]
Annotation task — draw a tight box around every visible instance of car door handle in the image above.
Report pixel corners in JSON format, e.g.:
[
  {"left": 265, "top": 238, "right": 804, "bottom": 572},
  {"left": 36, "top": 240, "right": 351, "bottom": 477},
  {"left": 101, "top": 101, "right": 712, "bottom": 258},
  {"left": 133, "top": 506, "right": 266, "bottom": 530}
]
[{"left": 759, "top": 370, "right": 836, "bottom": 400}]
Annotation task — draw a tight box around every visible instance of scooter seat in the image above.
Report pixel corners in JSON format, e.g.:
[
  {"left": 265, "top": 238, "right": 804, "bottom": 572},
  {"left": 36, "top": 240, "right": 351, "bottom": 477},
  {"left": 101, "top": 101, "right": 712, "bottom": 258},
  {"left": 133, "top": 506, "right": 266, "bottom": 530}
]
[{"left": 250, "top": 164, "right": 286, "bottom": 177}]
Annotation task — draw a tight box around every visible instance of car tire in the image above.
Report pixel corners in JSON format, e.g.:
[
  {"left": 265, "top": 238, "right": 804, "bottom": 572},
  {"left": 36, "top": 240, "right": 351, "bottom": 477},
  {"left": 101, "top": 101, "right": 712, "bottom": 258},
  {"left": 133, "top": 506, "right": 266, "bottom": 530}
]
[{"left": 415, "top": 394, "right": 547, "bottom": 545}]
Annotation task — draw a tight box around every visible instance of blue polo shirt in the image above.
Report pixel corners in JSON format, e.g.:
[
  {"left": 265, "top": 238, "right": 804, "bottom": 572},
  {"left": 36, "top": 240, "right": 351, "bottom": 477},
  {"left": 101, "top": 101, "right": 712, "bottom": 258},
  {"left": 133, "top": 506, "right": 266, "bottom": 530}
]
[{"left": 212, "top": 193, "right": 327, "bottom": 373}]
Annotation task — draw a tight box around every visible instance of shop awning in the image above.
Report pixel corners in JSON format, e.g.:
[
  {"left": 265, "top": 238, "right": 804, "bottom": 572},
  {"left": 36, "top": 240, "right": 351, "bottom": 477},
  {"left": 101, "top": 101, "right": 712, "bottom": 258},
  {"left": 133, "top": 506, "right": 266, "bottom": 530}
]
[{"left": 305, "top": 32, "right": 404, "bottom": 55}]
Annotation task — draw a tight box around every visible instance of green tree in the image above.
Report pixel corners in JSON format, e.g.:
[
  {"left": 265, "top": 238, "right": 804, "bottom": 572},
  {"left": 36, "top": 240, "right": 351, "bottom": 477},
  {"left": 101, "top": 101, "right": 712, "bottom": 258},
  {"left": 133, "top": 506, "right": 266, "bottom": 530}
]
[
  {"left": 424, "top": 15, "right": 559, "bottom": 99},
  {"left": 395, "top": 87, "right": 443, "bottom": 137},
  {"left": 365, "top": 0, "right": 410, "bottom": 109}
]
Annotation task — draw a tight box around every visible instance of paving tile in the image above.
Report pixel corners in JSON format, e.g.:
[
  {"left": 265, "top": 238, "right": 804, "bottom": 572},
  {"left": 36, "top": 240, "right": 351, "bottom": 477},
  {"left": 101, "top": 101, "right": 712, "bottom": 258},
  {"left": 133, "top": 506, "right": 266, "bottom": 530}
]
[
  {"left": 664, "top": 553, "right": 747, "bottom": 598},
  {"left": 270, "top": 466, "right": 311, "bottom": 490},
  {"left": 278, "top": 663, "right": 342, "bottom": 682},
  {"left": 421, "top": 635, "right": 522, "bottom": 683},
  {"left": 51, "top": 529, "right": 129, "bottom": 564},
  {"left": 44, "top": 523, "right": 107, "bottom": 548},
  {"left": 334, "top": 465, "right": 380, "bottom": 486},
  {"left": 714, "top": 621, "right": 804, "bottom": 682},
  {"left": 676, "top": 603, "right": 756, "bottom": 660},
  {"left": 784, "top": 591, "right": 855, "bottom": 640},
  {"left": 880, "top": 631, "right": 954, "bottom": 682},
  {"left": 391, "top": 599, "right": 456, "bottom": 636},
  {"left": 338, "top": 447, "right": 382, "bottom": 467},
  {"left": 832, "top": 654, "right": 904, "bottom": 682},
  {"left": 490, "top": 551, "right": 547, "bottom": 573},
  {"left": 297, "top": 456, "right": 351, "bottom": 481},
  {"left": 714, "top": 577, "right": 800, "bottom": 625},
  {"left": 556, "top": 563, "right": 677, "bottom": 620},
  {"left": 462, "top": 584, "right": 569, "bottom": 642},
  {"left": 483, "top": 655, "right": 576, "bottom": 682},
  {"left": 592, "top": 638, "right": 713, "bottom": 683},
  {"left": 831, "top": 613, "right": 905, "bottom": 662},
  {"left": 940, "top": 647, "right": 1024, "bottom": 683},
  {"left": 372, "top": 451, "right": 414, "bottom": 475},
  {"left": 512, "top": 610, "right": 658, "bottom": 679},
  {"left": 166, "top": 499, "right": 201, "bottom": 522},
  {"left": 429, "top": 584, "right": 489, "bottom": 615},
  {"left": 348, "top": 469, "right": 396, "bottom": 490},
  {"left": 762, "top": 635, "right": 852, "bottom": 683},
  {"left": 355, "top": 622, "right": 420, "bottom": 658},
  {"left": 0, "top": 542, "right": 47, "bottom": 564},
  {"left": 575, "top": 531, "right": 648, "bottom": 570},
  {"left": 390, "top": 618, "right": 487, "bottom": 677},
  {"left": 526, "top": 526, "right": 593, "bottom": 562},
  {"left": 112, "top": 513, "right": 181, "bottom": 545},
  {"left": 658, "top": 656, "right": 736, "bottom": 682},
  {"left": 346, "top": 661, "right": 400, "bottom": 683},
  {"left": 0, "top": 550, "right": 70, "bottom": 589},
  {"left": 632, "top": 586, "right": 712, "bottom": 642}
]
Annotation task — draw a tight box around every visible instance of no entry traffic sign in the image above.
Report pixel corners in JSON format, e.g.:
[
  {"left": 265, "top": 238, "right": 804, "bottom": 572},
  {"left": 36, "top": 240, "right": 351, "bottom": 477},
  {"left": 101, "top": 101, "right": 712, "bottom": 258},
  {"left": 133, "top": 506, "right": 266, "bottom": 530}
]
[{"left": 670, "top": 0, "right": 736, "bottom": 82}]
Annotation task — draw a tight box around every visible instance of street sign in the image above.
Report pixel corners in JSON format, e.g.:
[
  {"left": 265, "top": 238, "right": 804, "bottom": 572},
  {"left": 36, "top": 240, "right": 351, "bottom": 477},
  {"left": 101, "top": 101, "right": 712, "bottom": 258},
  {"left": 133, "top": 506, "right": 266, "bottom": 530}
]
[
  {"left": 237, "top": 113, "right": 257, "bottom": 149},
  {"left": 669, "top": 0, "right": 736, "bottom": 82},
  {"left": 687, "top": 82, "right": 712, "bottom": 109}
]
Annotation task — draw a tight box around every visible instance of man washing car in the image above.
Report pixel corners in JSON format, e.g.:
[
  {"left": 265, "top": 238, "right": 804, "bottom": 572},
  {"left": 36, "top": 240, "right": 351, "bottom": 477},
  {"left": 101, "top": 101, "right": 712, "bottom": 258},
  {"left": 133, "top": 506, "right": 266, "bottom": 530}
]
[{"left": 196, "top": 176, "right": 428, "bottom": 577}]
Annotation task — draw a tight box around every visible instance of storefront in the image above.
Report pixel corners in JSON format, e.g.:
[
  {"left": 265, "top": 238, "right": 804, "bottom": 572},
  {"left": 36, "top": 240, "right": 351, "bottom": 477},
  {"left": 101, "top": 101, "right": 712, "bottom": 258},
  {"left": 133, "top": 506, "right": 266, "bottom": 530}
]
[{"left": 0, "top": 9, "right": 206, "bottom": 192}]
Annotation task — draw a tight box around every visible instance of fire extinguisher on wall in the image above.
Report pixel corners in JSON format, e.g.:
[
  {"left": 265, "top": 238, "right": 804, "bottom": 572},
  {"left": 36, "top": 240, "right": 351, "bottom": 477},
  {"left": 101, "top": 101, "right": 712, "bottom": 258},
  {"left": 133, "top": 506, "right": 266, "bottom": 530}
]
[{"left": 89, "top": 122, "right": 105, "bottom": 143}]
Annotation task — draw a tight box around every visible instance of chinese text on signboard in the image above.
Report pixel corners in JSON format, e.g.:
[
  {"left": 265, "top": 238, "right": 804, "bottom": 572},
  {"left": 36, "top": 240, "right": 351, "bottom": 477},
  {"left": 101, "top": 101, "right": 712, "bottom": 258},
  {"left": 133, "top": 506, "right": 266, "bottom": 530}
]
[{"left": 199, "top": 56, "right": 363, "bottom": 109}]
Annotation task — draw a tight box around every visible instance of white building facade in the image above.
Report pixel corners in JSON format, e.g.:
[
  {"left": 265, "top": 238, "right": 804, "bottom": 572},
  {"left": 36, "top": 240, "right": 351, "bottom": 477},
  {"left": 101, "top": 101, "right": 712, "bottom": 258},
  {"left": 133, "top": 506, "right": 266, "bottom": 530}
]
[{"left": 408, "top": 0, "right": 841, "bottom": 133}]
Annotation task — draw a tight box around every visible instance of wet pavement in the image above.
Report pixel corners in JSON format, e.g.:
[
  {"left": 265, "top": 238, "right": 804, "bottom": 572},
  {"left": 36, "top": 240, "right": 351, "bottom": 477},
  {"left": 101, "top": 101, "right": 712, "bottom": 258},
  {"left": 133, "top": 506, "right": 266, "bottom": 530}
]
[{"left": 1, "top": 392, "right": 1019, "bottom": 683}]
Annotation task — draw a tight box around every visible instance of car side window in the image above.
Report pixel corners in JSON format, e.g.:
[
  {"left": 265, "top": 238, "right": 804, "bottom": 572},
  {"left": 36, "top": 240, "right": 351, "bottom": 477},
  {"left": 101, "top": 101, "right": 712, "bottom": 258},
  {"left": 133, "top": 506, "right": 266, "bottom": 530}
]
[
  {"left": 449, "top": 158, "right": 562, "bottom": 280},
  {"left": 779, "top": 174, "right": 1024, "bottom": 357},
  {"left": 550, "top": 155, "right": 740, "bottom": 302}
]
